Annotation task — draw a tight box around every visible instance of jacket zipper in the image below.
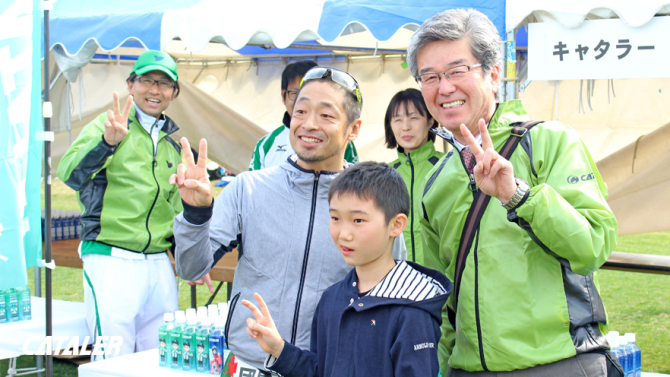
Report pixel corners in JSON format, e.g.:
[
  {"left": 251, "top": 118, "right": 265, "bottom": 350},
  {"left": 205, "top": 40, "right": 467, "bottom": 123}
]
[
  {"left": 407, "top": 153, "right": 416, "bottom": 263},
  {"left": 141, "top": 125, "right": 165, "bottom": 254},
  {"left": 224, "top": 292, "right": 241, "bottom": 348},
  {"left": 473, "top": 228, "right": 487, "bottom": 370},
  {"left": 290, "top": 171, "right": 320, "bottom": 344}
]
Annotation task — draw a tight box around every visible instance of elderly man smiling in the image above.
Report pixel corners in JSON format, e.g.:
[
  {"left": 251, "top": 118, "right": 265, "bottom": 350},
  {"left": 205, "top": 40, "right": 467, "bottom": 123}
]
[{"left": 409, "top": 9, "right": 620, "bottom": 377}]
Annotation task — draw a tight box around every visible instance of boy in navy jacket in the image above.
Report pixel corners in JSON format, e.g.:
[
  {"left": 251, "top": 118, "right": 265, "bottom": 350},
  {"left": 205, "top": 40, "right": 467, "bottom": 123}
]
[{"left": 242, "top": 162, "right": 452, "bottom": 377}]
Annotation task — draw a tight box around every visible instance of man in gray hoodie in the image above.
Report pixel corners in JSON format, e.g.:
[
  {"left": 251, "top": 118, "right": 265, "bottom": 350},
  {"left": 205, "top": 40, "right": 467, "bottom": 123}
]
[{"left": 170, "top": 67, "right": 405, "bottom": 373}]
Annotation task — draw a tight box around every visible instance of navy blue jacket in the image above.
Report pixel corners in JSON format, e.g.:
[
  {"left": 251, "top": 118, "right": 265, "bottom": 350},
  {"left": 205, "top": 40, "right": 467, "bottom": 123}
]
[{"left": 268, "top": 261, "right": 452, "bottom": 377}]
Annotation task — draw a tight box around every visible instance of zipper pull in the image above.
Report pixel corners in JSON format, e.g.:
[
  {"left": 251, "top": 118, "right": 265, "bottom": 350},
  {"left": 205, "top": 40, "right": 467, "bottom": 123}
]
[{"left": 468, "top": 173, "right": 478, "bottom": 192}]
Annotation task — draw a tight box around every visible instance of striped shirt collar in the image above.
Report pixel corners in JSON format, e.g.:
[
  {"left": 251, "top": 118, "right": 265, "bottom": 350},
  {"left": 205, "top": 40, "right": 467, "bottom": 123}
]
[{"left": 366, "top": 260, "right": 447, "bottom": 302}]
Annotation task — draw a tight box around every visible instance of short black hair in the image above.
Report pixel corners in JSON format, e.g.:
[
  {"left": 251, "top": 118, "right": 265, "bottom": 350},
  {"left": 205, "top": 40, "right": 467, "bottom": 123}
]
[
  {"left": 328, "top": 161, "right": 409, "bottom": 223},
  {"left": 294, "top": 77, "right": 362, "bottom": 125},
  {"left": 384, "top": 88, "right": 436, "bottom": 149},
  {"left": 127, "top": 72, "right": 180, "bottom": 98},
  {"left": 282, "top": 60, "right": 319, "bottom": 94}
]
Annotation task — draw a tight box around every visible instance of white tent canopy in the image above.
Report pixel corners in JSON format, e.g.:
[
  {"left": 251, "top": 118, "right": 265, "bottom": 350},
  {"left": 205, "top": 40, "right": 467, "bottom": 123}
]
[{"left": 506, "top": 0, "right": 670, "bottom": 32}]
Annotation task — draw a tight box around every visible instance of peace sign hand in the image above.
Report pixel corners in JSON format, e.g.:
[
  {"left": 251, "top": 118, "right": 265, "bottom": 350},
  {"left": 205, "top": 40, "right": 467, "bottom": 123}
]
[
  {"left": 241, "top": 293, "right": 284, "bottom": 358},
  {"left": 104, "top": 92, "right": 133, "bottom": 146},
  {"left": 169, "top": 137, "right": 212, "bottom": 207},
  {"left": 460, "top": 119, "right": 517, "bottom": 204}
]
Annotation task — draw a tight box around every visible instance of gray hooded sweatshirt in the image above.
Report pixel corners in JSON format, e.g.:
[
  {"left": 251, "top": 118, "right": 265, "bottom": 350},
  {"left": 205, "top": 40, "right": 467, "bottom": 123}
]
[{"left": 174, "top": 156, "right": 406, "bottom": 369}]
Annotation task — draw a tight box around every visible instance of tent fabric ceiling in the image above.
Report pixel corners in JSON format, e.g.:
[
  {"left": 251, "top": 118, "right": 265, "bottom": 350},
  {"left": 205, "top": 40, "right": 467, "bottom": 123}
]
[
  {"left": 506, "top": 0, "right": 670, "bottom": 32},
  {"left": 50, "top": 0, "right": 506, "bottom": 59}
]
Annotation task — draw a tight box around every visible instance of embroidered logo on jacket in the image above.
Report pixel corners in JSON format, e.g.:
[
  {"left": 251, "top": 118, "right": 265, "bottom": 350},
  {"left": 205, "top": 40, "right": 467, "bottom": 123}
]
[
  {"left": 414, "top": 342, "right": 434, "bottom": 351},
  {"left": 276, "top": 144, "right": 287, "bottom": 152}
]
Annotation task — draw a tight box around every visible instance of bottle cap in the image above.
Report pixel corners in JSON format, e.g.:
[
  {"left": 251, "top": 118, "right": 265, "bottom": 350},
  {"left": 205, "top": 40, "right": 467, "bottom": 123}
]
[
  {"left": 609, "top": 331, "right": 620, "bottom": 337},
  {"left": 208, "top": 304, "right": 218, "bottom": 312},
  {"left": 164, "top": 312, "right": 175, "bottom": 322},
  {"left": 186, "top": 308, "right": 197, "bottom": 318},
  {"left": 619, "top": 336, "right": 628, "bottom": 345},
  {"left": 625, "top": 333, "right": 636, "bottom": 343},
  {"left": 607, "top": 334, "right": 620, "bottom": 349},
  {"left": 201, "top": 318, "right": 212, "bottom": 327},
  {"left": 187, "top": 317, "right": 198, "bottom": 326}
]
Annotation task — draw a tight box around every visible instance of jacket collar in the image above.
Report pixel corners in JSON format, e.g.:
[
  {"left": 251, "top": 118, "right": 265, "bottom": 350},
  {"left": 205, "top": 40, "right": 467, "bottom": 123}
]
[
  {"left": 128, "top": 105, "right": 180, "bottom": 136},
  {"left": 431, "top": 100, "right": 527, "bottom": 148},
  {"left": 396, "top": 140, "right": 438, "bottom": 163},
  {"left": 343, "top": 260, "right": 452, "bottom": 321}
]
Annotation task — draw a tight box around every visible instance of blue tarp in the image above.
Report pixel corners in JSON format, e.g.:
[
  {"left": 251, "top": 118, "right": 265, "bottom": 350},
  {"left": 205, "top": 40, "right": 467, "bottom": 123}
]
[{"left": 50, "top": 0, "right": 506, "bottom": 57}]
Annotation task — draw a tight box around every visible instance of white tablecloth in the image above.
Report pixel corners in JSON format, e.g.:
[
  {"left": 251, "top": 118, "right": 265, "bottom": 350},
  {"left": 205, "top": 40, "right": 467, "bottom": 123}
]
[
  {"left": 76, "top": 348, "right": 670, "bottom": 377},
  {"left": 78, "top": 349, "right": 204, "bottom": 377},
  {"left": 0, "top": 297, "right": 90, "bottom": 360}
]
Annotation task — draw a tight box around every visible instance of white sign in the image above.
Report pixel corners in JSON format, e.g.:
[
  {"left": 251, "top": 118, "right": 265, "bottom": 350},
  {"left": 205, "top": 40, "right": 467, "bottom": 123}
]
[{"left": 528, "top": 17, "right": 670, "bottom": 80}]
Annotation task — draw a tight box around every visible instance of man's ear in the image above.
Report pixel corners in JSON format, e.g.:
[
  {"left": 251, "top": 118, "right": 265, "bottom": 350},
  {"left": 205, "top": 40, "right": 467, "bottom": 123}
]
[
  {"left": 389, "top": 213, "right": 408, "bottom": 238},
  {"left": 347, "top": 119, "right": 362, "bottom": 141},
  {"left": 489, "top": 65, "right": 501, "bottom": 94},
  {"left": 127, "top": 80, "right": 134, "bottom": 96}
]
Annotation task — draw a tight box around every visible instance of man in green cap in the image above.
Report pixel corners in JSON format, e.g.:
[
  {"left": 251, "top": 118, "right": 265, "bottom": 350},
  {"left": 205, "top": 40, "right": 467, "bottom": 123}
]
[{"left": 58, "top": 50, "right": 184, "bottom": 360}]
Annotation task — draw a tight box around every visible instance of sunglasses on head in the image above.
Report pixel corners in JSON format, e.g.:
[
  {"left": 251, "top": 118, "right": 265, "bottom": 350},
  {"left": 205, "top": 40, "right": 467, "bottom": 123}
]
[{"left": 300, "top": 67, "right": 363, "bottom": 110}]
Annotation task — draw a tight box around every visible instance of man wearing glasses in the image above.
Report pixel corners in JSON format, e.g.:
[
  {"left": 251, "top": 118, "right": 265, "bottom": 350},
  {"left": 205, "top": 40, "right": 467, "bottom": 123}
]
[
  {"left": 409, "top": 9, "right": 619, "bottom": 377},
  {"left": 58, "top": 50, "right": 183, "bottom": 360},
  {"left": 172, "top": 66, "right": 405, "bottom": 375},
  {"left": 248, "top": 61, "right": 358, "bottom": 171}
]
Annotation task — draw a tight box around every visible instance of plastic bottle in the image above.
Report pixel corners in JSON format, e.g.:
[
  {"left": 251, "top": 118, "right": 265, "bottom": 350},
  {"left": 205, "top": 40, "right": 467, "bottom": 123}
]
[
  {"left": 607, "top": 333, "right": 625, "bottom": 374},
  {"left": 169, "top": 311, "right": 186, "bottom": 369},
  {"left": 182, "top": 318, "right": 198, "bottom": 371},
  {"left": 195, "top": 317, "right": 211, "bottom": 373},
  {"left": 619, "top": 336, "right": 633, "bottom": 377},
  {"left": 158, "top": 313, "right": 174, "bottom": 367},
  {"left": 0, "top": 290, "right": 7, "bottom": 323},
  {"left": 208, "top": 317, "right": 226, "bottom": 374},
  {"left": 51, "top": 210, "right": 60, "bottom": 241},
  {"left": 74, "top": 210, "right": 82, "bottom": 238},
  {"left": 6, "top": 288, "right": 20, "bottom": 322},
  {"left": 62, "top": 211, "right": 71, "bottom": 239},
  {"left": 17, "top": 286, "right": 31, "bottom": 320},
  {"left": 218, "top": 302, "right": 229, "bottom": 320},
  {"left": 625, "top": 333, "right": 641, "bottom": 377}
]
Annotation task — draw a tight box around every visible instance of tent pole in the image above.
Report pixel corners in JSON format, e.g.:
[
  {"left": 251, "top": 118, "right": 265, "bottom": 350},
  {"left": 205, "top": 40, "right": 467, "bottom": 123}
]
[
  {"left": 504, "top": 31, "right": 517, "bottom": 102},
  {"left": 43, "top": 2, "right": 53, "bottom": 377}
]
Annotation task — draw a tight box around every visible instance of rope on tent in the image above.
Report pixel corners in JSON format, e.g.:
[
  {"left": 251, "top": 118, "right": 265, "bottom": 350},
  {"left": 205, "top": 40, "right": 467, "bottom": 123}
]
[
  {"left": 578, "top": 80, "right": 585, "bottom": 114},
  {"left": 632, "top": 134, "right": 644, "bottom": 174}
]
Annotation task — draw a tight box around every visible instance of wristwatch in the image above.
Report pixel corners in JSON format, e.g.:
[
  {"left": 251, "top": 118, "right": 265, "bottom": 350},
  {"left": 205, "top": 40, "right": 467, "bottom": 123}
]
[{"left": 501, "top": 178, "right": 530, "bottom": 211}]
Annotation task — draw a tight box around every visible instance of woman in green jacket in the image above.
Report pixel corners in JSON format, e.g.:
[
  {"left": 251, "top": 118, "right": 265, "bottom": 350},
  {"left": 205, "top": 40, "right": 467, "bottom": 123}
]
[{"left": 386, "top": 88, "right": 445, "bottom": 264}]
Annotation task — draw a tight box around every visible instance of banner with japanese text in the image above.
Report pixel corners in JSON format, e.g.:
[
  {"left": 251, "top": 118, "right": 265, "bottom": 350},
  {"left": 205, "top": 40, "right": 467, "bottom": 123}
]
[
  {"left": 528, "top": 17, "right": 669, "bottom": 80},
  {"left": 0, "top": 0, "right": 43, "bottom": 290}
]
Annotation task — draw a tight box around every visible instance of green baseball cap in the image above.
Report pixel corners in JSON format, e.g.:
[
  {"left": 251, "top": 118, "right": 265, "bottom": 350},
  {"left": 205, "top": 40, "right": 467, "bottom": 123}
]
[{"left": 131, "top": 50, "right": 178, "bottom": 81}]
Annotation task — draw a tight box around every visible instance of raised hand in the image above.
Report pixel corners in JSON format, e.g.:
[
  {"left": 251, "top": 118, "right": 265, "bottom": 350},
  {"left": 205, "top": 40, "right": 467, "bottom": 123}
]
[
  {"left": 169, "top": 137, "right": 212, "bottom": 207},
  {"left": 241, "top": 293, "right": 284, "bottom": 359},
  {"left": 460, "top": 119, "right": 517, "bottom": 203},
  {"left": 104, "top": 92, "right": 133, "bottom": 146}
]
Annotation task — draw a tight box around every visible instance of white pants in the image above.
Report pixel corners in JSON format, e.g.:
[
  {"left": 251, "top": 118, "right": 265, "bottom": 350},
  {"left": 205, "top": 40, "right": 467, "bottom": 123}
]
[{"left": 82, "top": 252, "right": 178, "bottom": 361}]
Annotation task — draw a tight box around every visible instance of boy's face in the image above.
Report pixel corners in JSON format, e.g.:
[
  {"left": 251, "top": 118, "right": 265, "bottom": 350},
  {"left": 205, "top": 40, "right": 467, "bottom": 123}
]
[
  {"left": 329, "top": 193, "right": 405, "bottom": 268},
  {"left": 184, "top": 344, "right": 190, "bottom": 352},
  {"left": 198, "top": 345, "right": 204, "bottom": 353}
]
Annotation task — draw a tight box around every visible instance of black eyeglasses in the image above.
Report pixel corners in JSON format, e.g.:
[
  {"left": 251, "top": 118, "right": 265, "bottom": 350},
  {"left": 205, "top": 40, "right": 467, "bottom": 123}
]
[
  {"left": 134, "top": 76, "right": 176, "bottom": 90},
  {"left": 285, "top": 90, "right": 299, "bottom": 101},
  {"left": 416, "top": 64, "right": 482, "bottom": 89},
  {"left": 301, "top": 67, "right": 362, "bottom": 110}
]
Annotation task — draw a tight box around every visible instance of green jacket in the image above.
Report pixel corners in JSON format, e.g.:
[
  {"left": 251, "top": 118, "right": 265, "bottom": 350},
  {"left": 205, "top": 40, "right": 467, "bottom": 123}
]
[
  {"left": 390, "top": 141, "right": 444, "bottom": 265},
  {"left": 249, "top": 112, "right": 358, "bottom": 170},
  {"left": 57, "top": 106, "right": 183, "bottom": 254},
  {"left": 421, "top": 100, "right": 617, "bottom": 372}
]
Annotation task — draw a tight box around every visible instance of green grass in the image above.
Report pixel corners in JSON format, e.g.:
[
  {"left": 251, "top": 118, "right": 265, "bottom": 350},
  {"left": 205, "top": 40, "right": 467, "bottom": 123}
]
[
  {"left": 597, "top": 231, "right": 670, "bottom": 374},
  {"left": 14, "top": 179, "right": 669, "bottom": 375}
]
